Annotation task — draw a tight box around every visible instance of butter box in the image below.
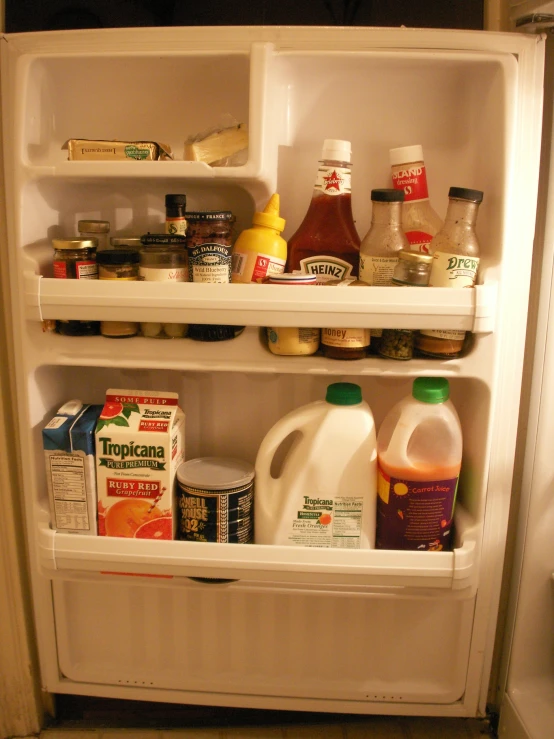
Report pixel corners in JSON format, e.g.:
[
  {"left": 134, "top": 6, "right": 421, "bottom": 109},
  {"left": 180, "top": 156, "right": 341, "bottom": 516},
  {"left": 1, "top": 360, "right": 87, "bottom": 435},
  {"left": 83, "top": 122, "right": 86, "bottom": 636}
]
[
  {"left": 43, "top": 400, "right": 103, "bottom": 535},
  {"left": 64, "top": 139, "right": 173, "bottom": 161}
]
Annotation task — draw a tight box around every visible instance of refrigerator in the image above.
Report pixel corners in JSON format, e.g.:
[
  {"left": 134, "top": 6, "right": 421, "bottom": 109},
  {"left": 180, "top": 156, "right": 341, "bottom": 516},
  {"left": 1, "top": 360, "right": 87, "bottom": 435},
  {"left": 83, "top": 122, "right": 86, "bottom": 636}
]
[{"left": 0, "top": 18, "right": 550, "bottom": 725}]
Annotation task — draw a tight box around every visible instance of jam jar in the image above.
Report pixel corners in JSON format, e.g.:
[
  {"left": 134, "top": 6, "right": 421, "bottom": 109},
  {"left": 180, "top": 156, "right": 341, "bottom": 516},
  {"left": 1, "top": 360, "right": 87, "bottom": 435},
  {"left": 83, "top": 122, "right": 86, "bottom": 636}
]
[
  {"left": 185, "top": 211, "right": 242, "bottom": 341},
  {"left": 52, "top": 237, "right": 100, "bottom": 336}
]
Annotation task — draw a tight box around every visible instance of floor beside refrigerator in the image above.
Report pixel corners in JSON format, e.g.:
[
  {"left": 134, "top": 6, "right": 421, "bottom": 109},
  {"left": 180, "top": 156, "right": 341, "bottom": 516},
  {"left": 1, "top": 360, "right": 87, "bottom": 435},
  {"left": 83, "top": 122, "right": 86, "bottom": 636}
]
[{"left": 40, "top": 716, "right": 490, "bottom": 738}]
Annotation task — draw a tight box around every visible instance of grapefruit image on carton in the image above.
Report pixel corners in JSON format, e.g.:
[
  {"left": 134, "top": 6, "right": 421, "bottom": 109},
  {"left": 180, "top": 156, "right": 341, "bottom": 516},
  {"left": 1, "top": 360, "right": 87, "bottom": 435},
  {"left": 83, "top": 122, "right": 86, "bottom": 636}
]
[{"left": 95, "top": 389, "right": 185, "bottom": 539}]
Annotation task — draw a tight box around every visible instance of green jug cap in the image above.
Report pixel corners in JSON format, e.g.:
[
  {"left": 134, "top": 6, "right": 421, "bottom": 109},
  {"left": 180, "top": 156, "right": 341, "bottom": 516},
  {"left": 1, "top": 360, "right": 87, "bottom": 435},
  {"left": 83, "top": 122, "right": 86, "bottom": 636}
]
[
  {"left": 412, "top": 377, "right": 450, "bottom": 404},
  {"left": 325, "top": 382, "right": 362, "bottom": 405}
]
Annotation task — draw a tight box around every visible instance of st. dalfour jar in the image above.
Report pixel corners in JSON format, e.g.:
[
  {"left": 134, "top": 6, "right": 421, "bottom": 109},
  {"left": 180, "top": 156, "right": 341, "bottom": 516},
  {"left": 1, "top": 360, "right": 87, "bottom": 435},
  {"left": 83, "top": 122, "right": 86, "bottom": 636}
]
[
  {"left": 186, "top": 211, "right": 243, "bottom": 342},
  {"left": 139, "top": 234, "right": 188, "bottom": 339}
]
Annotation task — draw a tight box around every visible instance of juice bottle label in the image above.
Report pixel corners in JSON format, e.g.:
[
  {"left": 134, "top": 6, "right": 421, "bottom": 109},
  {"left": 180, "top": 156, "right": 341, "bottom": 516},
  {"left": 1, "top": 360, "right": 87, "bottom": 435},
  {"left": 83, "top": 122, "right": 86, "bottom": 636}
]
[
  {"left": 359, "top": 255, "right": 398, "bottom": 285},
  {"left": 376, "top": 463, "right": 458, "bottom": 551},
  {"left": 391, "top": 163, "right": 429, "bottom": 202},
  {"left": 314, "top": 165, "right": 351, "bottom": 196},
  {"left": 286, "top": 495, "right": 365, "bottom": 548}
]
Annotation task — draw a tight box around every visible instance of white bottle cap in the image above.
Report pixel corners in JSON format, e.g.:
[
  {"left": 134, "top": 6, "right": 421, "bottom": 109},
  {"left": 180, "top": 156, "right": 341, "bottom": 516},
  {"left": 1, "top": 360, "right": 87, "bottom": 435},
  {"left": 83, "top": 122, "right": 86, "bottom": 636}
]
[
  {"left": 321, "top": 139, "right": 352, "bottom": 163},
  {"left": 389, "top": 144, "right": 424, "bottom": 166}
]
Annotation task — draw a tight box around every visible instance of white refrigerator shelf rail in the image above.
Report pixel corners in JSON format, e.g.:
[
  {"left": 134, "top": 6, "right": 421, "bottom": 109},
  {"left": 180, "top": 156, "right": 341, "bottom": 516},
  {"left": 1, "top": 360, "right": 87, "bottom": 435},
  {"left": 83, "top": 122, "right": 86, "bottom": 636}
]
[
  {"left": 37, "top": 510, "right": 478, "bottom": 591},
  {"left": 27, "top": 274, "right": 498, "bottom": 332}
]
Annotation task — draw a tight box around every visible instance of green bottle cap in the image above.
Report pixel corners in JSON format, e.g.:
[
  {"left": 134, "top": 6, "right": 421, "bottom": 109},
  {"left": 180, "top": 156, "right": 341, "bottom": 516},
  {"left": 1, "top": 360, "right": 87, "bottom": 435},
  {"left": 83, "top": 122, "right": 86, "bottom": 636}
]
[
  {"left": 412, "top": 377, "right": 450, "bottom": 404},
  {"left": 325, "top": 382, "right": 362, "bottom": 405}
]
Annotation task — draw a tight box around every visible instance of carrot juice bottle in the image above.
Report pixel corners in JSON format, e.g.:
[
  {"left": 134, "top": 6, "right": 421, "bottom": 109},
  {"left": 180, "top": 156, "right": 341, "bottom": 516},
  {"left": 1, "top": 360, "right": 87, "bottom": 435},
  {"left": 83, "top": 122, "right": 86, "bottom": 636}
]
[
  {"left": 376, "top": 377, "right": 462, "bottom": 551},
  {"left": 286, "top": 139, "right": 360, "bottom": 280}
]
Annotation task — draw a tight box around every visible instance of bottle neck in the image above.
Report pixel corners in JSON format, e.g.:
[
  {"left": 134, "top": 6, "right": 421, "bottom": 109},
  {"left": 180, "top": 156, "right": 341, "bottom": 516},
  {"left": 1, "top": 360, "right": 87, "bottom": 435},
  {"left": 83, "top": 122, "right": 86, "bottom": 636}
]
[
  {"left": 444, "top": 198, "right": 480, "bottom": 228},
  {"left": 313, "top": 158, "right": 353, "bottom": 197},
  {"left": 391, "top": 159, "right": 430, "bottom": 202},
  {"left": 371, "top": 200, "right": 403, "bottom": 226}
]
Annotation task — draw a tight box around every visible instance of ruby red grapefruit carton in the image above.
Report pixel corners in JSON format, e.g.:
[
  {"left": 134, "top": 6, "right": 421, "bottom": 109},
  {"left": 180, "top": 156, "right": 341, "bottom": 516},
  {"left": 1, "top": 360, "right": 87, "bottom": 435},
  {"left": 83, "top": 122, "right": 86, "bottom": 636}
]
[{"left": 95, "top": 389, "right": 185, "bottom": 539}]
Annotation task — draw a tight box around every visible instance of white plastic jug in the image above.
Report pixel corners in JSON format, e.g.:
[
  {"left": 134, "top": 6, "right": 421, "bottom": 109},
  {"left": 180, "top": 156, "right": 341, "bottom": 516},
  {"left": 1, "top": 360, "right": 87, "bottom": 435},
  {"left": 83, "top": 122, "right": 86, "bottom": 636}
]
[
  {"left": 254, "top": 382, "right": 377, "bottom": 548},
  {"left": 376, "top": 376, "right": 462, "bottom": 551}
]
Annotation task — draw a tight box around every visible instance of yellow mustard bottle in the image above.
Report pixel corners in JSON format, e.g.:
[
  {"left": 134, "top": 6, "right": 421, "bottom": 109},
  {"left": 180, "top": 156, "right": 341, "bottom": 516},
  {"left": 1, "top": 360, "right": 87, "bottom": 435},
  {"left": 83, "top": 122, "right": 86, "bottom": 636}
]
[{"left": 231, "top": 193, "right": 287, "bottom": 283}]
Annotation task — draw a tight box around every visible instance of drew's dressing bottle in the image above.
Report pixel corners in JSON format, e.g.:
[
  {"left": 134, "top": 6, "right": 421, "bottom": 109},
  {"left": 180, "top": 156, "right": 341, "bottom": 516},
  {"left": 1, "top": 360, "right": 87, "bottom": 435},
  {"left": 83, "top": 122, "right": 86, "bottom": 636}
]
[{"left": 415, "top": 187, "right": 483, "bottom": 358}]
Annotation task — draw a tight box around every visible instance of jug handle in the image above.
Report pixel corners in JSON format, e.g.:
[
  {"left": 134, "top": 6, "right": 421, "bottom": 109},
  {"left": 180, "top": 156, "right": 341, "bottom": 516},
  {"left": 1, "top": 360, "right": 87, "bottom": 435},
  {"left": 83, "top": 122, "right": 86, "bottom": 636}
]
[
  {"left": 385, "top": 404, "right": 429, "bottom": 469},
  {"left": 255, "top": 406, "right": 318, "bottom": 523}
]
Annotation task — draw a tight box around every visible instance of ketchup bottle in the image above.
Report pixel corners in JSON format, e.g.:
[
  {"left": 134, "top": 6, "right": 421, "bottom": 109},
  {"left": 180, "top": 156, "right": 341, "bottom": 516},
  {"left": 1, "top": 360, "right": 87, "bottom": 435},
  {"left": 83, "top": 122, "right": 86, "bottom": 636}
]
[{"left": 286, "top": 139, "right": 360, "bottom": 280}]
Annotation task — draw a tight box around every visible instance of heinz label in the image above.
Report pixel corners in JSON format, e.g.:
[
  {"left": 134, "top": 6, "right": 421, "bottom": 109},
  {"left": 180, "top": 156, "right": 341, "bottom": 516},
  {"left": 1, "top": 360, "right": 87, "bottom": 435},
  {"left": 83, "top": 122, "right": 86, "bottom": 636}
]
[
  {"left": 95, "top": 389, "right": 185, "bottom": 539},
  {"left": 299, "top": 255, "right": 353, "bottom": 282}
]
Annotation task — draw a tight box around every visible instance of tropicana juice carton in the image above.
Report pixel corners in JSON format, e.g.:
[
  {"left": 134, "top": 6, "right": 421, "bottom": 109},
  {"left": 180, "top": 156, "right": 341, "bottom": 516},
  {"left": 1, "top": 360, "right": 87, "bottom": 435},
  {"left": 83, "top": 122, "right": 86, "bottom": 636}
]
[{"left": 95, "top": 389, "right": 185, "bottom": 539}]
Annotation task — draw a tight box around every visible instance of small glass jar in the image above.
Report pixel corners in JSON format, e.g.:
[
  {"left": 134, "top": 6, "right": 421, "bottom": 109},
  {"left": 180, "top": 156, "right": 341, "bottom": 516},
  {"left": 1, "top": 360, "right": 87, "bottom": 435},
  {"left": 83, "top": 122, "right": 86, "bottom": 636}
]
[
  {"left": 97, "top": 249, "right": 140, "bottom": 338},
  {"left": 379, "top": 250, "right": 433, "bottom": 361},
  {"left": 186, "top": 211, "right": 242, "bottom": 342},
  {"left": 320, "top": 279, "right": 371, "bottom": 360},
  {"left": 139, "top": 238, "right": 188, "bottom": 339},
  {"left": 165, "top": 194, "right": 187, "bottom": 237},
  {"left": 78, "top": 220, "right": 110, "bottom": 252},
  {"left": 110, "top": 236, "right": 142, "bottom": 252},
  {"left": 266, "top": 274, "right": 320, "bottom": 356},
  {"left": 52, "top": 237, "right": 99, "bottom": 336}
]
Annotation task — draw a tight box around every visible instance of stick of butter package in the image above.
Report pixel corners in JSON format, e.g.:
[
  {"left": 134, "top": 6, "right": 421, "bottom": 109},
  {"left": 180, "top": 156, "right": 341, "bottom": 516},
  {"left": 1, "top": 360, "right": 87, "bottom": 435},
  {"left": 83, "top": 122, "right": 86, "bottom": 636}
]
[
  {"left": 43, "top": 400, "right": 103, "bottom": 535},
  {"left": 64, "top": 139, "right": 173, "bottom": 161}
]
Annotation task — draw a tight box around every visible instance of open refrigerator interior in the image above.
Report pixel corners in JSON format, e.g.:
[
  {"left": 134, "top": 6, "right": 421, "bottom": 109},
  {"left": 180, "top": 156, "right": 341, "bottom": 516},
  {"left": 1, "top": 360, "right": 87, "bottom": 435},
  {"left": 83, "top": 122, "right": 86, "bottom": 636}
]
[{"left": 0, "top": 26, "right": 545, "bottom": 714}]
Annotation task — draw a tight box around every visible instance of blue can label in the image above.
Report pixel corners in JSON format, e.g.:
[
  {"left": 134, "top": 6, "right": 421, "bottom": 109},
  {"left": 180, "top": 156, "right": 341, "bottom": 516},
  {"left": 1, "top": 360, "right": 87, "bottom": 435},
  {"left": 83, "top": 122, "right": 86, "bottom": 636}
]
[{"left": 177, "top": 480, "right": 254, "bottom": 543}]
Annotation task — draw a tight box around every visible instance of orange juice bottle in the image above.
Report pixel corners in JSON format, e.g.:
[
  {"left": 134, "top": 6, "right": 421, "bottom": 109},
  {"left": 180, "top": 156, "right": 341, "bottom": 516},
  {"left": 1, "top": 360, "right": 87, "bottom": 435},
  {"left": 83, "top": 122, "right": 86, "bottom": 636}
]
[{"left": 376, "top": 377, "right": 462, "bottom": 551}]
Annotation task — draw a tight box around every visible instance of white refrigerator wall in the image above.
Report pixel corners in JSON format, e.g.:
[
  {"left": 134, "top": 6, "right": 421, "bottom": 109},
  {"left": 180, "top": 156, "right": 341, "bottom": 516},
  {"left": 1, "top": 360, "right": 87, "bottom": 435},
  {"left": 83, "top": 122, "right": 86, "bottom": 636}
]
[{"left": 0, "top": 27, "right": 544, "bottom": 715}]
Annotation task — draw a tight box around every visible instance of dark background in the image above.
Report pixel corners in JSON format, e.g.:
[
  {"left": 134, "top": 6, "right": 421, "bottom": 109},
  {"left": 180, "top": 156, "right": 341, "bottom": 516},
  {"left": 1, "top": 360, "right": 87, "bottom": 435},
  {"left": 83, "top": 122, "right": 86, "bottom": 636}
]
[{"left": 6, "top": 0, "right": 483, "bottom": 33}]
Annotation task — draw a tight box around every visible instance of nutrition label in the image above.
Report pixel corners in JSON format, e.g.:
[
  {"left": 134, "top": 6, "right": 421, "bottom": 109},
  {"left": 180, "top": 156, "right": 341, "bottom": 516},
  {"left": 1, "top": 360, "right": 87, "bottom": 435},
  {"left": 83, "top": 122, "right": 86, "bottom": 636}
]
[{"left": 48, "top": 454, "right": 90, "bottom": 530}]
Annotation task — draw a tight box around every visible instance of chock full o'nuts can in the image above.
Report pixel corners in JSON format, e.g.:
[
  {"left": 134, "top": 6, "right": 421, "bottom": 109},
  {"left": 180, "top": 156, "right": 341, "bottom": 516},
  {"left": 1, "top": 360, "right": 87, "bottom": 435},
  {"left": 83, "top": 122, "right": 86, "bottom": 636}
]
[{"left": 176, "top": 457, "right": 254, "bottom": 543}]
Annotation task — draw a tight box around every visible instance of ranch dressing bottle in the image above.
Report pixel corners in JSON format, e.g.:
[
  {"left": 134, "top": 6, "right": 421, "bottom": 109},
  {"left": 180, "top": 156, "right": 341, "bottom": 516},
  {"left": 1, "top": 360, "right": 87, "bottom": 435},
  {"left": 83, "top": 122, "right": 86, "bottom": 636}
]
[
  {"left": 416, "top": 187, "right": 483, "bottom": 359},
  {"left": 390, "top": 144, "right": 443, "bottom": 254}
]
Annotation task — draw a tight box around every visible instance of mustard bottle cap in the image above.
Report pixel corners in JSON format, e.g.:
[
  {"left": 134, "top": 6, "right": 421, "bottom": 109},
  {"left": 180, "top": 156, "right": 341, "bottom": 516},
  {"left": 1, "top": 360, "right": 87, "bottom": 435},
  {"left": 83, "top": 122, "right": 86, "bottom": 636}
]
[{"left": 252, "top": 194, "right": 286, "bottom": 232}]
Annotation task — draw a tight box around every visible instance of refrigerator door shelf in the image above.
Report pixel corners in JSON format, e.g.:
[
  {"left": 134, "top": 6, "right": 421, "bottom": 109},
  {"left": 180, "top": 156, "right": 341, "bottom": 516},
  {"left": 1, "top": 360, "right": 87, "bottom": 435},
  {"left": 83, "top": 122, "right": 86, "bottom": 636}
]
[
  {"left": 28, "top": 273, "right": 498, "bottom": 333},
  {"left": 37, "top": 507, "right": 479, "bottom": 592}
]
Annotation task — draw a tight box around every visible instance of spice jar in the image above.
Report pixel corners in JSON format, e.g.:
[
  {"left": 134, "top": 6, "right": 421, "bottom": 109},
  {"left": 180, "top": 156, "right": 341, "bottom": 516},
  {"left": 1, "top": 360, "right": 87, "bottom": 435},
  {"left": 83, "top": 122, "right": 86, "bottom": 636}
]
[
  {"left": 52, "top": 237, "right": 100, "bottom": 336},
  {"left": 78, "top": 220, "right": 110, "bottom": 252},
  {"left": 266, "top": 274, "right": 320, "bottom": 356},
  {"left": 97, "top": 249, "right": 139, "bottom": 338},
  {"left": 186, "top": 211, "right": 242, "bottom": 342},
  {"left": 165, "top": 194, "right": 187, "bottom": 237},
  {"left": 139, "top": 235, "right": 188, "bottom": 339},
  {"left": 379, "top": 250, "right": 433, "bottom": 360}
]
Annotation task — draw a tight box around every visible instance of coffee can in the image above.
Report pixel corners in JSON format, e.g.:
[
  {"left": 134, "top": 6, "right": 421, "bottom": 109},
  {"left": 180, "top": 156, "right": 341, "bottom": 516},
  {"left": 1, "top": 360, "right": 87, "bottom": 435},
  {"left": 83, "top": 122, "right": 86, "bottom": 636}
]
[{"left": 176, "top": 457, "right": 254, "bottom": 543}]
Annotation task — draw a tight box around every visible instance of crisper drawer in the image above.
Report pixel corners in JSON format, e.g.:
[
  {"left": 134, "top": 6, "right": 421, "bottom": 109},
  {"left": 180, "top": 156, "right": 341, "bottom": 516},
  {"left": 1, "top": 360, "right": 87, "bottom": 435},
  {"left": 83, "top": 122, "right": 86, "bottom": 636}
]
[
  {"left": 51, "top": 574, "right": 476, "bottom": 704},
  {"left": 38, "top": 504, "right": 478, "bottom": 591}
]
